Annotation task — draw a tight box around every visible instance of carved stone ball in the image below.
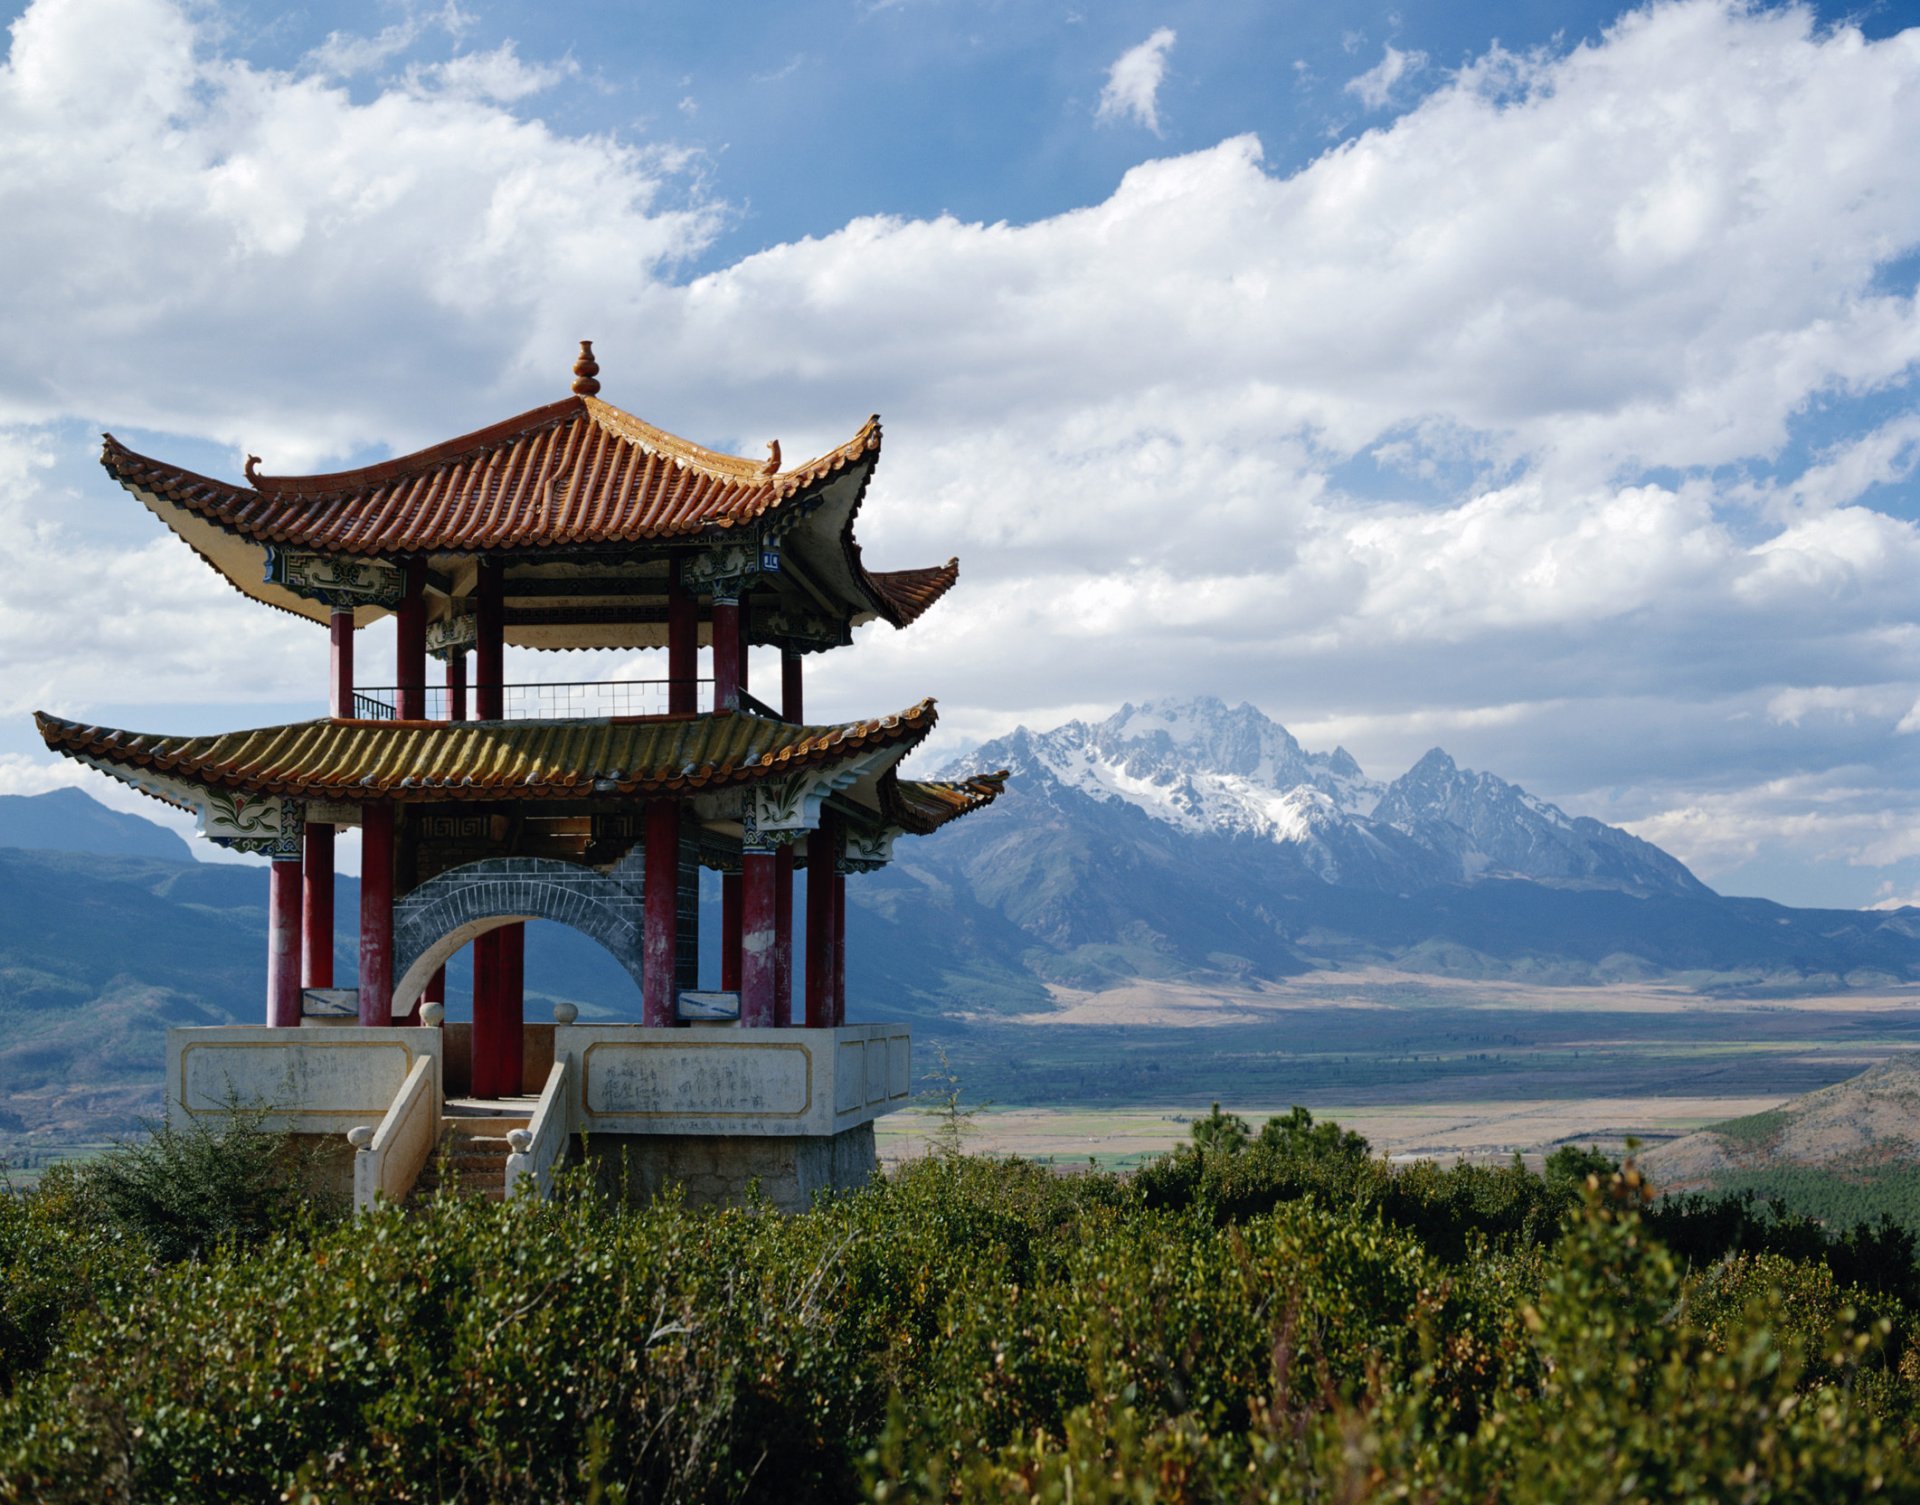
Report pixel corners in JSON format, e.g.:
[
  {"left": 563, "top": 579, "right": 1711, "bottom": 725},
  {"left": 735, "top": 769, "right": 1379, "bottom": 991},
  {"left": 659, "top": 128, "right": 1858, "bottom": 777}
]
[
  {"left": 421, "top": 1001, "right": 445, "bottom": 1026},
  {"left": 552, "top": 1001, "right": 579, "bottom": 1025},
  {"left": 506, "top": 1129, "right": 534, "bottom": 1153},
  {"left": 346, "top": 1125, "right": 374, "bottom": 1149}
]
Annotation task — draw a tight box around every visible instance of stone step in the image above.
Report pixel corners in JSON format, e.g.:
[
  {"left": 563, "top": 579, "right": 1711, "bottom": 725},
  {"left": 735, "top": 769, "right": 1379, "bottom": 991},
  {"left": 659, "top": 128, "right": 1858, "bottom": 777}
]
[{"left": 407, "top": 1126, "right": 520, "bottom": 1203}]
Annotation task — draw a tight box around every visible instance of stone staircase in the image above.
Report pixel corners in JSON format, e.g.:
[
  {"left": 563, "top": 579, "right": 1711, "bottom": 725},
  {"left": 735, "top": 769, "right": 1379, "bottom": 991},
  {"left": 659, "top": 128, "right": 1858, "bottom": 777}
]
[{"left": 409, "top": 1102, "right": 532, "bottom": 1203}]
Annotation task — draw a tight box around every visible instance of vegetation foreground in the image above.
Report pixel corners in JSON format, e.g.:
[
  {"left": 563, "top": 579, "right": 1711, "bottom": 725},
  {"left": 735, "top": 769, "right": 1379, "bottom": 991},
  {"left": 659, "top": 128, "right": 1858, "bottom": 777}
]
[{"left": 5, "top": 1111, "right": 1920, "bottom": 1502}]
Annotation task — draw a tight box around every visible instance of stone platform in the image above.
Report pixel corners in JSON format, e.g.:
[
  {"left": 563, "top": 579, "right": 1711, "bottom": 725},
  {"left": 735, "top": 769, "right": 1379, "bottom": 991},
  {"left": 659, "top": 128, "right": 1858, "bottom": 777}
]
[{"left": 164, "top": 1021, "right": 910, "bottom": 1210}]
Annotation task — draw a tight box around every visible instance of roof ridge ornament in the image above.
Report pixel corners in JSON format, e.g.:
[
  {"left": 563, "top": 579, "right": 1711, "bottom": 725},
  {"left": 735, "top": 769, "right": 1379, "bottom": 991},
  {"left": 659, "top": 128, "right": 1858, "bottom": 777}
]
[
  {"left": 571, "top": 340, "right": 601, "bottom": 396},
  {"left": 245, "top": 454, "right": 264, "bottom": 485},
  {"left": 761, "top": 439, "right": 781, "bottom": 476}
]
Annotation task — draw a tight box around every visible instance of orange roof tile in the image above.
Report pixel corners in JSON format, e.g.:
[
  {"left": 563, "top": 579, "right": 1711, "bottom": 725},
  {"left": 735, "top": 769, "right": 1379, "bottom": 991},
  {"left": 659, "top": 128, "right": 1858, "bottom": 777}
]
[
  {"left": 101, "top": 398, "right": 881, "bottom": 556},
  {"left": 885, "top": 770, "right": 1008, "bottom": 834},
  {"left": 35, "top": 703, "right": 937, "bottom": 803},
  {"left": 865, "top": 558, "right": 959, "bottom": 628}
]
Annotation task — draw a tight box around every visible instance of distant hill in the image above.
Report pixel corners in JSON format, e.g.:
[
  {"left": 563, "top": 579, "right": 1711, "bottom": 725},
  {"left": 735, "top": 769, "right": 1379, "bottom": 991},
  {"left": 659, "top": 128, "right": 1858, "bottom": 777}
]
[
  {"left": 0, "top": 787, "right": 193, "bottom": 862},
  {"left": 1640, "top": 1054, "right": 1920, "bottom": 1233}
]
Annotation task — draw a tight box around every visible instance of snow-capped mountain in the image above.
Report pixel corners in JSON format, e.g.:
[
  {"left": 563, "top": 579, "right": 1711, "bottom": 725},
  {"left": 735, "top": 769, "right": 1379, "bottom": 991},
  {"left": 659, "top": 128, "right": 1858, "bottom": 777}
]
[{"left": 944, "top": 696, "right": 1706, "bottom": 898}]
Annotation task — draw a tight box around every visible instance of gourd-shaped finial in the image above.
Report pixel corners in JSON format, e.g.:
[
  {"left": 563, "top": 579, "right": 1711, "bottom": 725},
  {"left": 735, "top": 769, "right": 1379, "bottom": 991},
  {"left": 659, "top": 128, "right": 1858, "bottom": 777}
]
[{"left": 571, "top": 340, "right": 601, "bottom": 396}]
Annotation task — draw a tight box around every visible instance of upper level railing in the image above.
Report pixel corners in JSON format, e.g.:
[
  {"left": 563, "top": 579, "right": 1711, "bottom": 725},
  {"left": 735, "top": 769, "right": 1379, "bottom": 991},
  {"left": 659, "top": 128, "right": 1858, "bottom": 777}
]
[{"left": 353, "top": 679, "right": 720, "bottom": 722}]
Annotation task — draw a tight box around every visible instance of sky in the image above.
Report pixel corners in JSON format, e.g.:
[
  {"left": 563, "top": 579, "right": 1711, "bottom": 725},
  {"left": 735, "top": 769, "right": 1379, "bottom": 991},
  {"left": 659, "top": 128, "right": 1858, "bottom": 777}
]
[{"left": 0, "top": 0, "right": 1916, "bottom": 910}]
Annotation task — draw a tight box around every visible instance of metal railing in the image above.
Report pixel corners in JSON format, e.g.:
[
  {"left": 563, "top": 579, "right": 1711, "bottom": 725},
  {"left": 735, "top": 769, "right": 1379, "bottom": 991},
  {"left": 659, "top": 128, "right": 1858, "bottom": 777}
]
[{"left": 353, "top": 679, "right": 713, "bottom": 722}]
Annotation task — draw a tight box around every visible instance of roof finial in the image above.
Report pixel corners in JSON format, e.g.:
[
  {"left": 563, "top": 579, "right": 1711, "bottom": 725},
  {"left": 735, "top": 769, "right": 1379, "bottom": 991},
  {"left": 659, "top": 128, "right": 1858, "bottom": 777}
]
[
  {"left": 571, "top": 340, "right": 601, "bottom": 397},
  {"left": 761, "top": 439, "right": 782, "bottom": 476}
]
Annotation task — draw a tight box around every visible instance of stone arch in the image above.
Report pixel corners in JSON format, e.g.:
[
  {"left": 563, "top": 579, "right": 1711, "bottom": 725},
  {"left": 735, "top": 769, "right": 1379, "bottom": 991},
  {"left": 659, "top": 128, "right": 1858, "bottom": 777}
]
[{"left": 390, "top": 857, "right": 645, "bottom": 1013}]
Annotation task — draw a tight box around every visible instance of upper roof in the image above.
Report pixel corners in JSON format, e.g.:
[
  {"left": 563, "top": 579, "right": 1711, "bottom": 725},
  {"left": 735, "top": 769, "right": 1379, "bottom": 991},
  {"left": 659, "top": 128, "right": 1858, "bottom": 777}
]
[
  {"left": 101, "top": 397, "right": 884, "bottom": 556},
  {"left": 34, "top": 702, "right": 941, "bottom": 802},
  {"left": 97, "top": 352, "right": 962, "bottom": 647}
]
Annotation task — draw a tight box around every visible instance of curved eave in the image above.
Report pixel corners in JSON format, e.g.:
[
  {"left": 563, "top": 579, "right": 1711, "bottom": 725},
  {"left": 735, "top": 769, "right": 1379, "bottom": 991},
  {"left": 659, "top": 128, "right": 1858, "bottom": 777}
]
[
  {"left": 33, "top": 702, "right": 939, "bottom": 803},
  {"left": 883, "top": 768, "right": 1009, "bottom": 836}
]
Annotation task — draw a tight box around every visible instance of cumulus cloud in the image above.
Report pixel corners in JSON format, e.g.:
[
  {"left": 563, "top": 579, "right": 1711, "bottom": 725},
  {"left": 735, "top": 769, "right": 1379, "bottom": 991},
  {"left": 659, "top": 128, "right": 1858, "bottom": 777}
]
[
  {"left": 0, "top": 0, "right": 1917, "bottom": 906},
  {"left": 1344, "top": 44, "right": 1427, "bottom": 109},
  {"left": 1096, "top": 26, "right": 1176, "bottom": 133}
]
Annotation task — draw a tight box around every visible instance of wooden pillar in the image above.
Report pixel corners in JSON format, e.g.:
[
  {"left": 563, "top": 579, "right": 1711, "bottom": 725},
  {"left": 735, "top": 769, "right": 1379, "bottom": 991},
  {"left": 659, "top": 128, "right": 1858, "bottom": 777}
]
[
  {"left": 472, "top": 930, "right": 501, "bottom": 1098},
  {"left": 423, "top": 966, "right": 445, "bottom": 1009},
  {"left": 804, "top": 812, "right": 839, "bottom": 1028},
  {"left": 711, "top": 594, "right": 740, "bottom": 712},
  {"left": 330, "top": 609, "right": 355, "bottom": 718},
  {"left": 446, "top": 651, "right": 467, "bottom": 723},
  {"left": 833, "top": 867, "right": 848, "bottom": 1027},
  {"left": 721, "top": 873, "right": 743, "bottom": 992},
  {"left": 396, "top": 558, "right": 427, "bottom": 719},
  {"left": 737, "top": 595, "right": 752, "bottom": 700},
  {"left": 473, "top": 924, "right": 526, "bottom": 1098},
  {"left": 772, "top": 843, "right": 795, "bottom": 1027},
  {"left": 268, "top": 852, "right": 303, "bottom": 1028},
  {"left": 476, "top": 559, "right": 504, "bottom": 720},
  {"left": 740, "top": 848, "right": 776, "bottom": 1027},
  {"left": 667, "top": 560, "right": 697, "bottom": 715},
  {"left": 642, "top": 800, "right": 680, "bottom": 1027},
  {"left": 781, "top": 650, "right": 804, "bottom": 724},
  {"left": 501, "top": 923, "right": 525, "bottom": 1095},
  {"left": 357, "top": 802, "right": 394, "bottom": 1026},
  {"left": 303, "top": 823, "right": 334, "bottom": 989}
]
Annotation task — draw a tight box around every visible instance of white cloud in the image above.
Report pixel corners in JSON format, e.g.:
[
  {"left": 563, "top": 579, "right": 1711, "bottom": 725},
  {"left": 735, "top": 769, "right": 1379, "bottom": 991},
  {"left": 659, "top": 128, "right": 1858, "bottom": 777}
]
[
  {"left": 0, "top": 0, "right": 1917, "bottom": 906},
  {"left": 407, "top": 42, "right": 577, "bottom": 104},
  {"left": 1344, "top": 44, "right": 1427, "bottom": 110},
  {"left": 1096, "top": 26, "right": 1176, "bottom": 134}
]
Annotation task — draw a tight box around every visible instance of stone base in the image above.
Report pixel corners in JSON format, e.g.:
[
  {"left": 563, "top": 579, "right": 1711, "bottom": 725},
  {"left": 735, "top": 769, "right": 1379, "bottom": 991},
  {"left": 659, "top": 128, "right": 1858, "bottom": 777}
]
[{"left": 582, "top": 1122, "right": 877, "bottom": 1212}]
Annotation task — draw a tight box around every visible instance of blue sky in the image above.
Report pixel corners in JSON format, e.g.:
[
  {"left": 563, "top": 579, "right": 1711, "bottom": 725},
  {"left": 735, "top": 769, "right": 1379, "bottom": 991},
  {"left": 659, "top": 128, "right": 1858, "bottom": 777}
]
[{"left": 0, "top": 0, "right": 1917, "bottom": 912}]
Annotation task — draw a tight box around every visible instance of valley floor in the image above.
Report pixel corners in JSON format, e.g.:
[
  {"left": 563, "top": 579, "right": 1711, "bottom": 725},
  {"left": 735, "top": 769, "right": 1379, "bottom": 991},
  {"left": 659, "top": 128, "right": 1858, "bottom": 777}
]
[{"left": 893, "top": 971, "right": 1920, "bottom": 1171}]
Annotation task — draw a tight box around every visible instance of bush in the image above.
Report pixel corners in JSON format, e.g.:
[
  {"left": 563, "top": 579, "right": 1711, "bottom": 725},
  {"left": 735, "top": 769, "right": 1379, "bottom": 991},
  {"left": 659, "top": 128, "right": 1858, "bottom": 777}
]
[{"left": 0, "top": 1121, "right": 1916, "bottom": 1501}]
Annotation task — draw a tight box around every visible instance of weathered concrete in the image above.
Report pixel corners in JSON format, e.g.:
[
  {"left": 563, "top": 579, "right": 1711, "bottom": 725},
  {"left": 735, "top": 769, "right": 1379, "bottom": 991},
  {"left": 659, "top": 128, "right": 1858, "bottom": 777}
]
[
  {"left": 562, "top": 1022, "right": 910, "bottom": 1137},
  {"left": 166, "top": 1025, "right": 443, "bottom": 1134},
  {"left": 584, "top": 1122, "right": 878, "bottom": 1212}
]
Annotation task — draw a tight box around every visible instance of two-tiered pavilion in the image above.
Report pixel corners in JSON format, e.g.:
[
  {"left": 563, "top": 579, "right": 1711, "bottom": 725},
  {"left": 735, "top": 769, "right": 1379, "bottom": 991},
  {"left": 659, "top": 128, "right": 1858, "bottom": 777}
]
[{"left": 34, "top": 344, "right": 1004, "bottom": 1206}]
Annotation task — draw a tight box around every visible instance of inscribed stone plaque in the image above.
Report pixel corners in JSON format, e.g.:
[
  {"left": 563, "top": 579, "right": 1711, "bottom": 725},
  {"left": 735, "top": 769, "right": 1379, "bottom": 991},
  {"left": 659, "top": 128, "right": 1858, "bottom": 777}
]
[
  {"left": 179, "top": 1039, "right": 414, "bottom": 1117},
  {"left": 585, "top": 1042, "right": 810, "bottom": 1118}
]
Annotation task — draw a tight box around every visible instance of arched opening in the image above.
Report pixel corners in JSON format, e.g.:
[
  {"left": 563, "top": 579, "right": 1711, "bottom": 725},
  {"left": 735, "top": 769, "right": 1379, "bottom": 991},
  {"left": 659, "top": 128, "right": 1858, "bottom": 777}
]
[{"left": 391, "top": 857, "right": 648, "bottom": 1013}]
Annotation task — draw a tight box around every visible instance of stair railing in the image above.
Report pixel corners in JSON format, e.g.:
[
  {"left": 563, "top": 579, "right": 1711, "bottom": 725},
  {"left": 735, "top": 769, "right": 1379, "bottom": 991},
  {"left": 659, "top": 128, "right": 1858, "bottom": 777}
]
[
  {"left": 349, "top": 1055, "right": 440, "bottom": 1212},
  {"left": 505, "top": 1057, "right": 575, "bottom": 1201}
]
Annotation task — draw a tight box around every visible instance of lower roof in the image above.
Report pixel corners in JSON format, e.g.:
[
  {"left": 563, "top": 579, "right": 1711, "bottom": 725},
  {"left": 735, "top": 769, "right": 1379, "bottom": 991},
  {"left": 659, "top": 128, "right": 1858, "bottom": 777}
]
[{"left": 34, "top": 703, "right": 942, "bottom": 802}]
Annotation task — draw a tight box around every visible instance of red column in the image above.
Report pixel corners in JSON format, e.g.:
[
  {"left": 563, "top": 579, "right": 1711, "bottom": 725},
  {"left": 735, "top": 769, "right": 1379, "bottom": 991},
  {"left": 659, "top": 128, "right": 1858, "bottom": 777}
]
[
  {"left": 268, "top": 853, "right": 303, "bottom": 1027},
  {"left": 501, "top": 922, "right": 525, "bottom": 1095},
  {"left": 396, "top": 558, "right": 427, "bottom": 719},
  {"left": 642, "top": 800, "right": 680, "bottom": 1027},
  {"left": 358, "top": 802, "right": 394, "bottom": 1026},
  {"left": 303, "top": 823, "right": 334, "bottom": 989},
  {"left": 782, "top": 650, "right": 804, "bottom": 723},
  {"left": 804, "top": 813, "right": 838, "bottom": 1029},
  {"left": 711, "top": 596, "right": 740, "bottom": 712},
  {"left": 773, "top": 843, "right": 795, "bottom": 1027},
  {"left": 737, "top": 596, "right": 752, "bottom": 700},
  {"left": 472, "top": 929, "right": 501, "bottom": 1098},
  {"left": 330, "top": 609, "right": 355, "bottom": 718},
  {"left": 446, "top": 651, "right": 467, "bottom": 722},
  {"left": 476, "top": 559, "right": 504, "bottom": 719},
  {"left": 740, "top": 849, "right": 776, "bottom": 1027},
  {"left": 667, "top": 560, "right": 697, "bottom": 715},
  {"left": 721, "top": 872, "right": 743, "bottom": 991},
  {"left": 833, "top": 868, "right": 848, "bottom": 1026}
]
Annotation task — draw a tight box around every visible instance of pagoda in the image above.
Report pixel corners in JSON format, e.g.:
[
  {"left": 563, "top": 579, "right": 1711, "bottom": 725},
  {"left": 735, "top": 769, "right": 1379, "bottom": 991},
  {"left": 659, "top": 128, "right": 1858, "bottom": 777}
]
[{"left": 34, "top": 342, "right": 1004, "bottom": 1208}]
